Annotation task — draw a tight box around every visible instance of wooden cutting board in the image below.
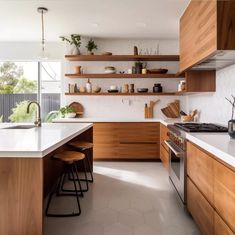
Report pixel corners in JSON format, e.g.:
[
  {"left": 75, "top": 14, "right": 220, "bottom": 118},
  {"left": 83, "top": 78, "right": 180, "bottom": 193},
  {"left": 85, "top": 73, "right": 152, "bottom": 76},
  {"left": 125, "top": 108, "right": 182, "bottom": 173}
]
[{"left": 69, "top": 102, "right": 84, "bottom": 116}]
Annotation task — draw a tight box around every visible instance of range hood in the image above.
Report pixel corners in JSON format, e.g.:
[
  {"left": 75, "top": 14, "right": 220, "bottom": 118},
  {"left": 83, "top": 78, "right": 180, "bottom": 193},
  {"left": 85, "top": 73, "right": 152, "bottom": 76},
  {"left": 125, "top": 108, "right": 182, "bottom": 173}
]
[{"left": 192, "top": 51, "right": 235, "bottom": 70}]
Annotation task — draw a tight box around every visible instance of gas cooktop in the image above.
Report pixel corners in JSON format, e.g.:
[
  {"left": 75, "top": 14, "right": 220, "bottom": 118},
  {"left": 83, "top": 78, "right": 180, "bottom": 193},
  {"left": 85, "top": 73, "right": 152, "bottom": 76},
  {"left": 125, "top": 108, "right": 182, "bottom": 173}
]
[{"left": 174, "top": 123, "right": 228, "bottom": 133}]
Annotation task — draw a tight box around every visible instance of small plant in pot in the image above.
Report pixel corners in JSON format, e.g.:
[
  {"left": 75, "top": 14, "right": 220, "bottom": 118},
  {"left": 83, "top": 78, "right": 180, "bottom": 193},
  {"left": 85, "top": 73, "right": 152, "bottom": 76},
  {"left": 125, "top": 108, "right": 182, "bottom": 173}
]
[
  {"left": 59, "top": 106, "right": 76, "bottom": 118},
  {"left": 226, "top": 95, "right": 235, "bottom": 138},
  {"left": 86, "top": 38, "right": 98, "bottom": 55},
  {"left": 60, "top": 34, "right": 81, "bottom": 55}
]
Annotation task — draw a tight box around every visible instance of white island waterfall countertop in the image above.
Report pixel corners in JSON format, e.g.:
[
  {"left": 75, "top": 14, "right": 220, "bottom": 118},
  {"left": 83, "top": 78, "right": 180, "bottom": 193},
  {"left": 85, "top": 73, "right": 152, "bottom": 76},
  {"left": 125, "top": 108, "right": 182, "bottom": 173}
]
[{"left": 0, "top": 123, "right": 93, "bottom": 158}]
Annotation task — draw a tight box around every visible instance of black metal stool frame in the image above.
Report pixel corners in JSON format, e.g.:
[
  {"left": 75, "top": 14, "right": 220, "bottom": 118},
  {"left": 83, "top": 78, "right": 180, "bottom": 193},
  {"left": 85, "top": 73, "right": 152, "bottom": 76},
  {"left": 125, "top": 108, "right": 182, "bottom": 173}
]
[{"left": 45, "top": 163, "right": 82, "bottom": 217}]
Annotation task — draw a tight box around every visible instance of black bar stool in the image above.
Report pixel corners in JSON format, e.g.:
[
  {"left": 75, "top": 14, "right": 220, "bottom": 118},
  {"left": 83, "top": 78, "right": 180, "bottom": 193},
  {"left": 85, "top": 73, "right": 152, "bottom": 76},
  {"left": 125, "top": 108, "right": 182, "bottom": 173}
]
[
  {"left": 45, "top": 151, "right": 86, "bottom": 217},
  {"left": 68, "top": 141, "right": 94, "bottom": 183}
]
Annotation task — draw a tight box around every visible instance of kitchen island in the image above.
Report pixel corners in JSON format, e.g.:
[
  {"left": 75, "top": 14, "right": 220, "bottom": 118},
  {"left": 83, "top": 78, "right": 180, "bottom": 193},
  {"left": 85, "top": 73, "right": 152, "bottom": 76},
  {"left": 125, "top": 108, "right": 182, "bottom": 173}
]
[{"left": 0, "top": 123, "right": 93, "bottom": 235}]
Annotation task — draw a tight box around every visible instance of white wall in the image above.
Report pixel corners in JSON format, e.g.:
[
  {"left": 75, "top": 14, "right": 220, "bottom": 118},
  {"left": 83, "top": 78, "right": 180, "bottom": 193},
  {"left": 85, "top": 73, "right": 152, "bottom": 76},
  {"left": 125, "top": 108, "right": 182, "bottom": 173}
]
[
  {"left": 63, "top": 38, "right": 187, "bottom": 118},
  {"left": 187, "top": 64, "right": 235, "bottom": 125},
  {"left": 0, "top": 42, "right": 64, "bottom": 61}
]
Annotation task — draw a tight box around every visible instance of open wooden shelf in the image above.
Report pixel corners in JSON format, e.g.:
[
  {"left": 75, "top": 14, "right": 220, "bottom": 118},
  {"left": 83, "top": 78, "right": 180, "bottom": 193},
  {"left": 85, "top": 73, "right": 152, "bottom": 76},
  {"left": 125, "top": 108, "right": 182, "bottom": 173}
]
[
  {"left": 65, "top": 73, "right": 182, "bottom": 79},
  {"left": 65, "top": 54, "right": 180, "bottom": 61},
  {"left": 65, "top": 92, "right": 182, "bottom": 96}
]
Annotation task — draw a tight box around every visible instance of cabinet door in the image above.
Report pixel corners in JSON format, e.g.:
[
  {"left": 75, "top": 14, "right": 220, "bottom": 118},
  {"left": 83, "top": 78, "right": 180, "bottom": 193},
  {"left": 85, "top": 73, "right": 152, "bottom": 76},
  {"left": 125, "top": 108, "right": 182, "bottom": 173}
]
[
  {"left": 160, "top": 123, "right": 169, "bottom": 151},
  {"left": 160, "top": 144, "right": 169, "bottom": 169},
  {"left": 187, "top": 177, "right": 214, "bottom": 235},
  {"left": 93, "top": 123, "right": 118, "bottom": 159},
  {"left": 187, "top": 142, "right": 214, "bottom": 204},
  {"left": 180, "top": 0, "right": 217, "bottom": 71},
  {"left": 214, "top": 160, "right": 235, "bottom": 233},
  {"left": 214, "top": 212, "right": 234, "bottom": 235},
  {"left": 117, "top": 123, "right": 160, "bottom": 159}
]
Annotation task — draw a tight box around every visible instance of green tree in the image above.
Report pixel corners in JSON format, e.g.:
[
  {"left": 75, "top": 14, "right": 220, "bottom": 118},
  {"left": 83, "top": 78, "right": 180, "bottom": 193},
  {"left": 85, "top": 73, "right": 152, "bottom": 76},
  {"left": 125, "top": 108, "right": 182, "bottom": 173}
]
[
  {"left": 9, "top": 100, "right": 36, "bottom": 123},
  {"left": 13, "top": 78, "right": 37, "bottom": 94},
  {"left": 0, "top": 62, "right": 23, "bottom": 94}
]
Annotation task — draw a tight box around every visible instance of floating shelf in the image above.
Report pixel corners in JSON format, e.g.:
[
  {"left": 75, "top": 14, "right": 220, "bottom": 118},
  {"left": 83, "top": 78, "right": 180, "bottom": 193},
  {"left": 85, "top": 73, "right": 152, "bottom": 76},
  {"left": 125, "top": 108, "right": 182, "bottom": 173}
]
[
  {"left": 65, "top": 54, "right": 180, "bottom": 62},
  {"left": 65, "top": 92, "right": 182, "bottom": 96},
  {"left": 65, "top": 73, "right": 182, "bottom": 79}
]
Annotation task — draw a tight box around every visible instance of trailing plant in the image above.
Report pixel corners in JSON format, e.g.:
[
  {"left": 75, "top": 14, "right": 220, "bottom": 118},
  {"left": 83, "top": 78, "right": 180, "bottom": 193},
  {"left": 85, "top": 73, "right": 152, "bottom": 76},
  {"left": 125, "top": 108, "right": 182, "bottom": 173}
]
[
  {"left": 226, "top": 95, "right": 235, "bottom": 119},
  {"left": 86, "top": 38, "right": 98, "bottom": 53},
  {"left": 60, "top": 34, "right": 81, "bottom": 51},
  {"left": 59, "top": 106, "right": 75, "bottom": 117}
]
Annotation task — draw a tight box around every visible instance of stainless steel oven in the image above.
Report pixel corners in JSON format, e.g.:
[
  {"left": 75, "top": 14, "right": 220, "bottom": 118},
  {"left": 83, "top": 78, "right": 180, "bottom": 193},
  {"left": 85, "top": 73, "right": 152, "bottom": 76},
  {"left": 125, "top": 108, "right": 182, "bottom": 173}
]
[{"left": 165, "top": 139, "right": 186, "bottom": 204}]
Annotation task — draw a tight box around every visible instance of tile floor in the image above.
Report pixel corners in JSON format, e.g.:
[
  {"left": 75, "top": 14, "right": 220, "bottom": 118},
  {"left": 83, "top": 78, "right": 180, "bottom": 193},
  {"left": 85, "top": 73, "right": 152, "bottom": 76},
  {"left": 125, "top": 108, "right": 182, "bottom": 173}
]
[{"left": 44, "top": 161, "right": 201, "bottom": 235}]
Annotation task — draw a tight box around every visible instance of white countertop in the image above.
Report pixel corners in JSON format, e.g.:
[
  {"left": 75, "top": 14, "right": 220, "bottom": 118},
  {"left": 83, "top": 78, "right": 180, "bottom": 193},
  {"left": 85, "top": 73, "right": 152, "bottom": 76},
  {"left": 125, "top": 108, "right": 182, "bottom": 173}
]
[
  {"left": 0, "top": 123, "right": 93, "bottom": 158},
  {"left": 186, "top": 132, "right": 235, "bottom": 169},
  {"left": 53, "top": 117, "right": 181, "bottom": 126}
]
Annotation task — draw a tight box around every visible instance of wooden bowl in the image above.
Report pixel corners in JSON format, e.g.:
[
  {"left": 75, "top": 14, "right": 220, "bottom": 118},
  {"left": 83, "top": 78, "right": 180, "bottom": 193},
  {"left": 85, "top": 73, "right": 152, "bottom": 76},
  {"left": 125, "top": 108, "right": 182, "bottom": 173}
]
[{"left": 181, "top": 115, "right": 194, "bottom": 122}]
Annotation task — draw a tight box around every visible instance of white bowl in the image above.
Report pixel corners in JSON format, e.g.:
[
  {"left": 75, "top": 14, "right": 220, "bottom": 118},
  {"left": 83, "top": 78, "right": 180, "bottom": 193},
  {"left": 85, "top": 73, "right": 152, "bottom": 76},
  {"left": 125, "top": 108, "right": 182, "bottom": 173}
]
[
  {"left": 65, "top": 113, "right": 76, "bottom": 118},
  {"left": 110, "top": 85, "right": 118, "bottom": 90}
]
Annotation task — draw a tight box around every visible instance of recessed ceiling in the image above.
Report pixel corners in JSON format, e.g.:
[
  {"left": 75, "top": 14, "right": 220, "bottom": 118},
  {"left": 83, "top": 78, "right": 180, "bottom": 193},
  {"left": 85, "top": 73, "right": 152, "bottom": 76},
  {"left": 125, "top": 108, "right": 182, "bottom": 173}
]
[{"left": 0, "top": 0, "right": 189, "bottom": 41}]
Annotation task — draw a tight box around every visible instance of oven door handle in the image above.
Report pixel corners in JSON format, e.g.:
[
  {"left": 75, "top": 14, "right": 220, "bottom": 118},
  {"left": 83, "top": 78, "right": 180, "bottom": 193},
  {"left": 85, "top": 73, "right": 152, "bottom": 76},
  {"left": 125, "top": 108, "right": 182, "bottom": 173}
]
[{"left": 164, "top": 140, "right": 184, "bottom": 158}]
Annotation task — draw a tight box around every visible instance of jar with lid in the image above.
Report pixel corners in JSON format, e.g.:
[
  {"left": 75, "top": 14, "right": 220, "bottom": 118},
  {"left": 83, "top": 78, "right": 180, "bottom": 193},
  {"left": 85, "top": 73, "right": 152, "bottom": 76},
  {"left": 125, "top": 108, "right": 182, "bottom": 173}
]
[{"left": 153, "top": 83, "right": 162, "bottom": 93}]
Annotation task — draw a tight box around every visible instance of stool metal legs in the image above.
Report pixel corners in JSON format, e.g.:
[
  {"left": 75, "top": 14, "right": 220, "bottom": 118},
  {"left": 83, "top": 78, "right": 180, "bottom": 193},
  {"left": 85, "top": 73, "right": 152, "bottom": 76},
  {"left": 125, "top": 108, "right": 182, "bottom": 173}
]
[{"left": 45, "top": 163, "right": 82, "bottom": 217}]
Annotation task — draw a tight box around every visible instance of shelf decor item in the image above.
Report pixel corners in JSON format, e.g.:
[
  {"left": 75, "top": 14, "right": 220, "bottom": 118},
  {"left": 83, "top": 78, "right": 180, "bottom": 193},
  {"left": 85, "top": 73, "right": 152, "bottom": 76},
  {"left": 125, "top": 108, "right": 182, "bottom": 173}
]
[
  {"left": 226, "top": 95, "right": 235, "bottom": 138},
  {"left": 60, "top": 34, "right": 81, "bottom": 55},
  {"left": 86, "top": 38, "right": 98, "bottom": 55},
  {"left": 59, "top": 106, "right": 76, "bottom": 118}
]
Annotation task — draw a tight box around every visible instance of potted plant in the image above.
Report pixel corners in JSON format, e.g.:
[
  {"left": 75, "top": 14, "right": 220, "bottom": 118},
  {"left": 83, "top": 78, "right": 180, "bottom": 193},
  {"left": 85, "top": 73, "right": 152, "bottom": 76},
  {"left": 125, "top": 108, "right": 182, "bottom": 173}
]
[
  {"left": 60, "top": 34, "right": 81, "bottom": 55},
  {"left": 226, "top": 95, "right": 235, "bottom": 138},
  {"left": 86, "top": 38, "right": 98, "bottom": 55},
  {"left": 59, "top": 106, "right": 76, "bottom": 118}
]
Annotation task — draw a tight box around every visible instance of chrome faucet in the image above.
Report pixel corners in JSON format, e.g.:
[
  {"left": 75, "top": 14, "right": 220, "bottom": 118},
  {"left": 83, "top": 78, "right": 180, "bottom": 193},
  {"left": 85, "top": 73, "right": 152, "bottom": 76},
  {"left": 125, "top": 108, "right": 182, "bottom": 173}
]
[{"left": 27, "top": 101, "right": 41, "bottom": 127}]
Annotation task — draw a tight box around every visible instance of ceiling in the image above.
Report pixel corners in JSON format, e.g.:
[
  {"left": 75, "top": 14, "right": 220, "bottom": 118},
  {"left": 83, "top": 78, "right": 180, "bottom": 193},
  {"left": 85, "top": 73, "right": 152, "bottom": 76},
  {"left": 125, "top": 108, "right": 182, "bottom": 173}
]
[{"left": 0, "top": 0, "right": 189, "bottom": 41}]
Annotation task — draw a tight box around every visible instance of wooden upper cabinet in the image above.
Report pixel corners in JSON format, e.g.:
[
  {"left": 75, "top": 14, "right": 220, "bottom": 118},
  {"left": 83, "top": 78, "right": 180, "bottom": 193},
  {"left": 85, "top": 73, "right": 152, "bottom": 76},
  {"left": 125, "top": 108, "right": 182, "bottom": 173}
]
[{"left": 180, "top": 0, "right": 235, "bottom": 72}]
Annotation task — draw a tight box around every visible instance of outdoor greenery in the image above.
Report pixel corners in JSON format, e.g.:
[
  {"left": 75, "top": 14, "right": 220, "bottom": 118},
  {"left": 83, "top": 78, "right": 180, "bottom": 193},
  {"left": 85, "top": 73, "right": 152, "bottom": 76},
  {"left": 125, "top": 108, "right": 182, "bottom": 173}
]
[
  {"left": 0, "top": 62, "right": 37, "bottom": 94},
  {"left": 0, "top": 115, "right": 2, "bottom": 122},
  {"left": 9, "top": 100, "right": 36, "bottom": 123}
]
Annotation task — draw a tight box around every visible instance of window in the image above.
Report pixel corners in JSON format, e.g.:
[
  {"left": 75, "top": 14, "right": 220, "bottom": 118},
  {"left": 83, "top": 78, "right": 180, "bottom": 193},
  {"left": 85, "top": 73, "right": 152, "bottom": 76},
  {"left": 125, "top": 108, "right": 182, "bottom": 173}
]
[{"left": 0, "top": 61, "right": 61, "bottom": 122}]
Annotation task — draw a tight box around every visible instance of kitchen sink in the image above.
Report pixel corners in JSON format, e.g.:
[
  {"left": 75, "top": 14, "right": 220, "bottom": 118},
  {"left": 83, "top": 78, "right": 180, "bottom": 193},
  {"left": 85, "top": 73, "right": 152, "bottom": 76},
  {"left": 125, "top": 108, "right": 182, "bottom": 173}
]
[{"left": 3, "top": 125, "right": 36, "bottom": 129}]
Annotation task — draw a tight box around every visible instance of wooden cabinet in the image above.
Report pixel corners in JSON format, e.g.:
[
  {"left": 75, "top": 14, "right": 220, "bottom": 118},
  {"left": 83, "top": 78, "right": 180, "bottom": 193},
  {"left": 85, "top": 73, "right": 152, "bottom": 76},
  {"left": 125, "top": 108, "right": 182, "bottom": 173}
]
[
  {"left": 160, "top": 123, "right": 169, "bottom": 168},
  {"left": 214, "top": 160, "right": 235, "bottom": 233},
  {"left": 214, "top": 213, "right": 234, "bottom": 235},
  {"left": 187, "top": 178, "right": 214, "bottom": 235},
  {"left": 180, "top": 0, "right": 235, "bottom": 72},
  {"left": 93, "top": 123, "right": 160, "bottom": 160},
  {"left": 187, "top": 141, "right": 235, "bottom": 235},
  {"left": 187, "top": 142, "right": 214, "bottom": 204},
  {"left": 185, "top": 71, "right": 216, "bottom": 93}
]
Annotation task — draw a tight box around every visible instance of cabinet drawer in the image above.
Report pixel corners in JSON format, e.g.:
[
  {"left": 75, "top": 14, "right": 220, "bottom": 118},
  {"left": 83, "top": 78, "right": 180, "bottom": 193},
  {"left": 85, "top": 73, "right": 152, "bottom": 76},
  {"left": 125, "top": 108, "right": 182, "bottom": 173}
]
[
  {"left": 214, "top": 212, "right": 234, "bottom": 235},
  {"left": 160, "top": 144, "right": 169, "bottom": 169},
  {"left": 118, "top": 143, "right": 159, "bottom": 159},
  {"left": 117, "top": 123, "right": 159, "bottom": 143},
  {"left": 187, "top": 142, "right": 214, "bottom": 204},
  {"left": 187, "top": 177, "right": 214, "bottom": 235},
  {"left": 214, "top": 160, "right": 235, "bottom": 233}
]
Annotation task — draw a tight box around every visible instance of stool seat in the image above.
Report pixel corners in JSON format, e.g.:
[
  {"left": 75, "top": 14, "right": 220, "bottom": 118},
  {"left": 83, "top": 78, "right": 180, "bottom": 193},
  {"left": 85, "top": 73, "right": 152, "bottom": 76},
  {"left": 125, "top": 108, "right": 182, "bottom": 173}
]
[
  {"left": 68, "top": 141, "right": 93, "bottom": 150},
  {"left": 54, "top": 151, "right": 85, "bottom": 162}
]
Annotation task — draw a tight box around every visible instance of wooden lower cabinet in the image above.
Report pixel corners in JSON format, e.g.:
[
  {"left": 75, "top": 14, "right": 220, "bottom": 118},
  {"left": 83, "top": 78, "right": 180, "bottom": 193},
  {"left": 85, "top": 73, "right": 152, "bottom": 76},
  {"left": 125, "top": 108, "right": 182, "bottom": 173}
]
[
  {"left": 214, "top": 160, "right": 235, "bottom": 233},
  {"left": 94, "top": 123, "right": 160, "bottom": 160},
  {"left": 187, "top": 177, "right": 214, "bottom": 235},
  {"left": 214, "top": 212, "right": 234, "bottom": 235},
  {"left": 187, "top": 141, "right": 235, "bottom": 235},
  {"left": 160, "top": 123, "right": 169, "bottom": 168},
  {"left": 187, "top": 142, "right": 214, "bottom": 204}
]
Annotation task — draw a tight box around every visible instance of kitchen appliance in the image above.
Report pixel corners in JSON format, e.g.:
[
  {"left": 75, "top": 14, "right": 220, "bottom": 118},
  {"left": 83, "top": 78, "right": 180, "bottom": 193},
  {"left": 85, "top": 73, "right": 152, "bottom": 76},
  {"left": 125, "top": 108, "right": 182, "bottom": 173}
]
[{"left": 165, "top": 123, "right": 228, "bottom": 205}]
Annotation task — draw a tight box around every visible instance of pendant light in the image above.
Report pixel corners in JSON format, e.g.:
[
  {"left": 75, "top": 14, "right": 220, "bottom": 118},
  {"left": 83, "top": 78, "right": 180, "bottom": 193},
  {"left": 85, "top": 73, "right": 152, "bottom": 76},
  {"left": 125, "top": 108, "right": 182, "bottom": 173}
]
[{"left": 37, "top": 7, "right": 49, "bottom": 60}]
